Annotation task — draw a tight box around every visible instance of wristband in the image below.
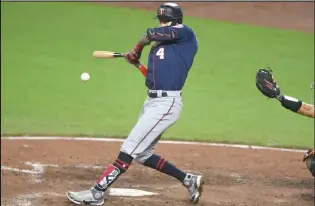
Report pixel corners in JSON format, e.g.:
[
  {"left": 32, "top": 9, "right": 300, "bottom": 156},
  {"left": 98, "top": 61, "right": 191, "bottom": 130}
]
[
  {"left": 137, "top": 64, "right": 147, "bottom": 77},
  {"left": 280, "top": 95, "right": 302, "bottom": 112}
]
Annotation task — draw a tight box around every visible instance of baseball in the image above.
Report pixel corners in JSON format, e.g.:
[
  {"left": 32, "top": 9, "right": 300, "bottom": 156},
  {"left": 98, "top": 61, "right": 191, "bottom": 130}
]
[{"left": 80, "top": 72, "right": 90, "bottom": 81}]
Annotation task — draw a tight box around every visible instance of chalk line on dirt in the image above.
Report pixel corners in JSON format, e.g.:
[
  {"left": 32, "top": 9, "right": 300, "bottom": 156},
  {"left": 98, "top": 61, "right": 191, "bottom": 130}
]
[
  {"left": 1, "top": 163, "right": 44, "bottom": 183},
  {"left": 1, "top": 166, "right": 41, "bottom": 174},
  {"left": 1, "top": 136, "right": 306, "bottom": 153},
  {"left": 7, "top": 192, "right": 64, "bottom": 206},
  {"left": 24, "top": 161, "right": 105, "bottom": 170},
  {"left": 1, "top": 162, "right": 104, "bottom": 175}
]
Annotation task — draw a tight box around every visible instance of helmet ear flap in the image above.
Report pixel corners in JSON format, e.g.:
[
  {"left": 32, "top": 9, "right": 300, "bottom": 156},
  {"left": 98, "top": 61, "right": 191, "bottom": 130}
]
[{"left": 173, "top": 13, "right": 183, "bottom": 25}]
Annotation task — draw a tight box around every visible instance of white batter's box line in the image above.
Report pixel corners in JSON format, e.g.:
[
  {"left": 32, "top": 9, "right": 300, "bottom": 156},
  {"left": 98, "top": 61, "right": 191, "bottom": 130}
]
[
  {"left": 24, "top": 161, "right": 105, "bottom": 169},
  {"left": 1, "top": 162, "right": 104, "bottom": 176},
  {"left": 1, "top": 166, "right": 41, "bottom": 174},
  {"left": 17, "top": 192, "right": 64, "bottom": 199},
  {"left": 1, "top": 136, "right": 306, "bottom": 153}
]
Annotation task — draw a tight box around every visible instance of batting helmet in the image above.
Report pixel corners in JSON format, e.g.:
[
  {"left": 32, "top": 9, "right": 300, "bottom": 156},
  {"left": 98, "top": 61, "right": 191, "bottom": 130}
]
[{"left": 155, "top": 3, "right": 183, "bottom": 26}]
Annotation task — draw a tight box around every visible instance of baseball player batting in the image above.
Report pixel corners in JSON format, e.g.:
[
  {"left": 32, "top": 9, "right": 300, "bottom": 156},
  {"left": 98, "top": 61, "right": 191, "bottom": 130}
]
[
  {"left": 256, "top": 68, "right": 315, "bottom": 177},
  {"left": 67, "top": 3, "right": 203, "bottom": 205}
]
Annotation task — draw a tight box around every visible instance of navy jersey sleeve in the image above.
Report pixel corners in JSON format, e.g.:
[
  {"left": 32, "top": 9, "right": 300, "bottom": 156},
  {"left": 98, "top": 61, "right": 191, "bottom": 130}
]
[{"left": 146, "top": 24, "right": 191, "bottom": 43}]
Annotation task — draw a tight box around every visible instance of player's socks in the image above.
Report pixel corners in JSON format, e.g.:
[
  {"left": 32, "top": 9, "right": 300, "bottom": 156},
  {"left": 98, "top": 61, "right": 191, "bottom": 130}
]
[
  {"left": 143, "top": 153, "right": 186, "bottom": 182},
  {"left": 94, "top": 152, "right": 133, "bottom": 192}
]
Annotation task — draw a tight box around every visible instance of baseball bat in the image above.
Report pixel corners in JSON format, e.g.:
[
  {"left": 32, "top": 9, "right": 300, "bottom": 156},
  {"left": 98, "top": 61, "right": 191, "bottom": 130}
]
[
  {"left": 93, "top": 51, "right": 124, "bottom": 59},
  {"left": 93, "top": 50, "right": 147, "bottom": 77}
]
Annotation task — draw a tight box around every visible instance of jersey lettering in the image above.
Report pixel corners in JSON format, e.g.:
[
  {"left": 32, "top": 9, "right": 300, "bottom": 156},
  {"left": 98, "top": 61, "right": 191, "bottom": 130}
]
[{"left": 156, "top": 48, "right": 165, "bottom": 59}]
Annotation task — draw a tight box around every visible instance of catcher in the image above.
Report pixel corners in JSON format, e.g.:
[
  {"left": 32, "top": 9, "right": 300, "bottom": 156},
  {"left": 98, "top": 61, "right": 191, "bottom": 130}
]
[{"left": 256, "top": 68, "right": 314, "bottom": 177}]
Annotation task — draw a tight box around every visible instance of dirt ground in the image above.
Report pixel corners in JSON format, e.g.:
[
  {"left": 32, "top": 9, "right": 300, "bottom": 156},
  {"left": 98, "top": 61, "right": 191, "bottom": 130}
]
[
  {"left": 106, "top": 2, "right": 314, "bottom": 32},
  {"left": 1, "top": 139, "right": 314, "bottom": 206},
  {"left": 1, "top": 2, "right": 314, "bottom": 206}
]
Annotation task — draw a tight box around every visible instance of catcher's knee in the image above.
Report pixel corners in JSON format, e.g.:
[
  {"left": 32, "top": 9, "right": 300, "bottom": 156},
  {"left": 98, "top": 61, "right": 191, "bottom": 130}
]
[
  {"left": 303, "top": 149, "right": 315, "bottom": 177},
  {"left": 305, "top": 156, "right": 315, "bottom": 177}
]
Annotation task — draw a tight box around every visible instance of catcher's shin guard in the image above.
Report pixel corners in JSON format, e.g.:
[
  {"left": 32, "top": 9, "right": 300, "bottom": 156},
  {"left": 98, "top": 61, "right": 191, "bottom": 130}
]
[{"left": 306, "top": 157, "right": 315, "bottom": 177}]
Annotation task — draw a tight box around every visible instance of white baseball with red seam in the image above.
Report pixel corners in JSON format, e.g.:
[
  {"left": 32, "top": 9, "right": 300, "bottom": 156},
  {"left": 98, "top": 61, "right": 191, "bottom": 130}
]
[{"left": 80, "top": 72, "right": 90, "bottom": 81}]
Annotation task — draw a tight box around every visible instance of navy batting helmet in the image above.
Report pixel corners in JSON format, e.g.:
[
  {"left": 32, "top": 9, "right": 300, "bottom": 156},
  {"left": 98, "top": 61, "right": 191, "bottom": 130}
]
[{"left": 155, "top": 3, "right": 183, "bottom": 25}]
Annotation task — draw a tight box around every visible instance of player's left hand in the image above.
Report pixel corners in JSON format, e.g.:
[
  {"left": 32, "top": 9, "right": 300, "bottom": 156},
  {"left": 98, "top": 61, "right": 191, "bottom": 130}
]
[
  {"left": 124, "top": 53, "right": 140, "bottom": 66},
  {"left": 125, "top": 47, "right": 141, "bottom": 61},
  {"left": 255, "top": 67, "right": 281, "bottom": 99}
]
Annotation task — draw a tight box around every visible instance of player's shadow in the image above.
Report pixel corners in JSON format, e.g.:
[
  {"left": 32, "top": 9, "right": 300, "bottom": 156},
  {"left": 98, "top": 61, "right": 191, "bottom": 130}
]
[
  {"left": 266, "top": 177, "right": 314, "bottom": 189},
  {"left": 43, "top": 166, "right": 102, "bottom": 181},
  {"left": 295, "top": 192, "right": 315, "bottom": 202}
]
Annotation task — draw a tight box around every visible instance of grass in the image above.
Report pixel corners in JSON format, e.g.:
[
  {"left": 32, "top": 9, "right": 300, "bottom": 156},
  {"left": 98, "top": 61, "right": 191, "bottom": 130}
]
[{"left": 1, "top": 2, "right": 314, "bottom": 148}]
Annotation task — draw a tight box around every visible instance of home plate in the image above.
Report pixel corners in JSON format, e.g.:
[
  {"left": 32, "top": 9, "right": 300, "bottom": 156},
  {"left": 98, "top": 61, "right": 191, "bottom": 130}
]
[{"left": 109, "top": 188, "right": 157, "bottom": 197}]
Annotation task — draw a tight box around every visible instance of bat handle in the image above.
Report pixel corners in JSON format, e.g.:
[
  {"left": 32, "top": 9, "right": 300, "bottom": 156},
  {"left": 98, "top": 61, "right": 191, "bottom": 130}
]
[{"left": 114, "top": 53, "right": 125, "bottom": 58}]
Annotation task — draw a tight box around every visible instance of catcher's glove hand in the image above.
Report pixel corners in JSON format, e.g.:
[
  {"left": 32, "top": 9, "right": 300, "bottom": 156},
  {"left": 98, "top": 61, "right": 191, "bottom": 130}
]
[
  {"left": 303, "top": 148, "right": 315, "bottom": 162},
  {"left": 256, "top": 67, "right": 281, "bottom": 99}
]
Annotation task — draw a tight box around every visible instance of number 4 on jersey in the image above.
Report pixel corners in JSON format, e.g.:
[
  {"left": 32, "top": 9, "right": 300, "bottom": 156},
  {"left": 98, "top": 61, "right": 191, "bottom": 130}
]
[{"left": 156, "top": 48, "right": 165, "bottom": 59}]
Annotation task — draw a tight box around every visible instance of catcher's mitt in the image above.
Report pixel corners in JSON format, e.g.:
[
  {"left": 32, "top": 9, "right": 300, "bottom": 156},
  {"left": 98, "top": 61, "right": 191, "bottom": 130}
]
[{"left": 256, "top": 67, "right": 281, "bottom": 99}]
